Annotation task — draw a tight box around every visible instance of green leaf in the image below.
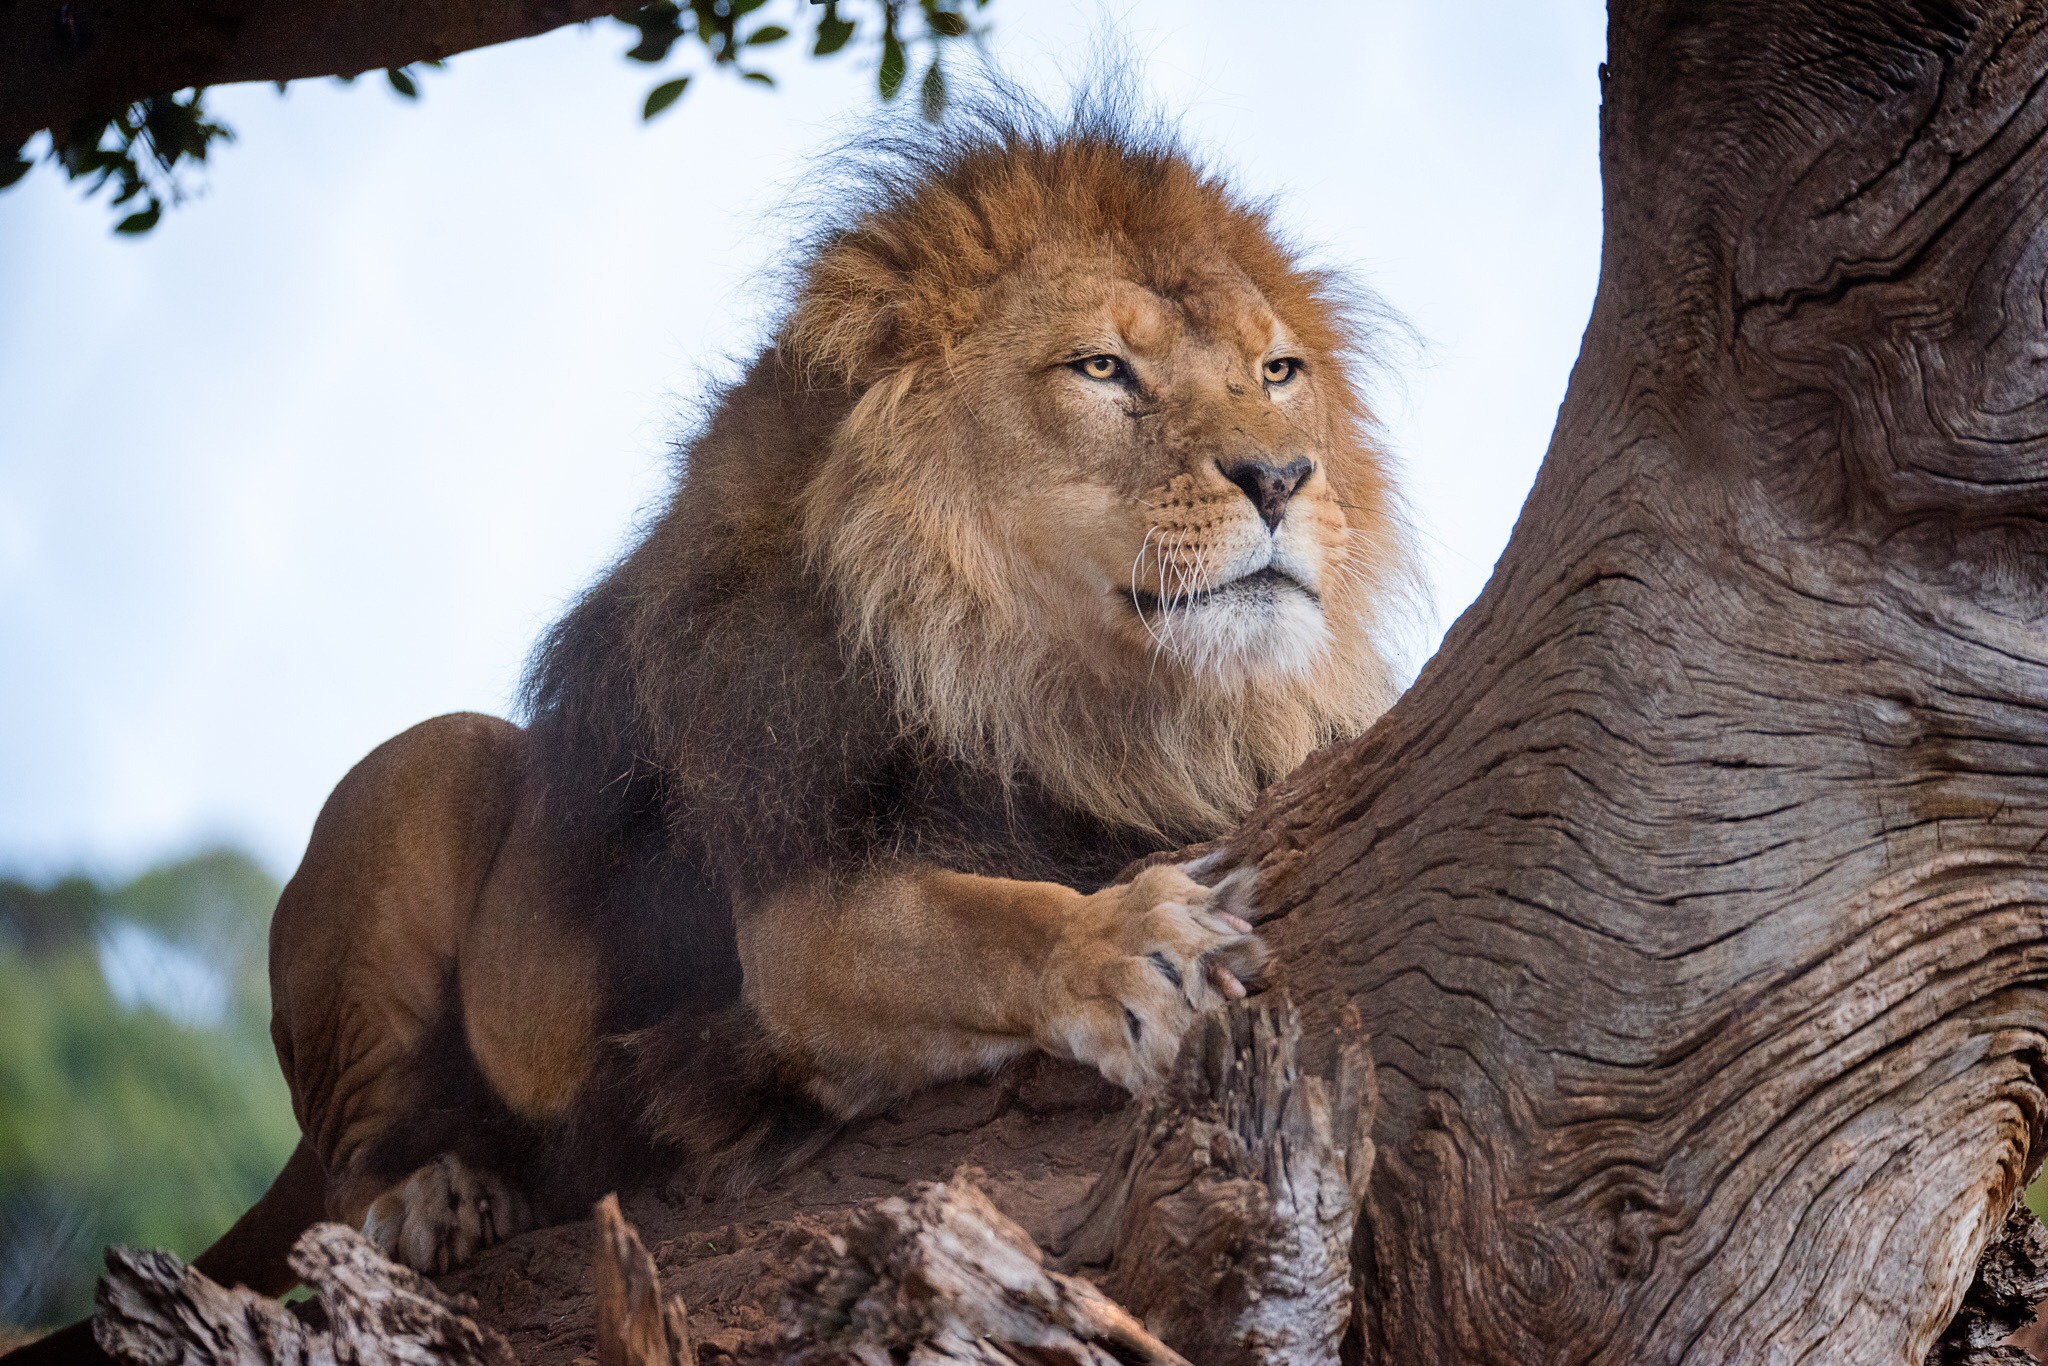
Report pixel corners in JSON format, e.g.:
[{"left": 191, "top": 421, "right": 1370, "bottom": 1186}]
[
  {"left": 728, "top": 0, "right": 769, "bottom": 15},
  {"left": 814, "top": 10, "right": 854, "bottom": 55},
  {"left": 642, "top": 76, "right": 690, "bottom": 119},
  {"left": 742, "top": 70, "right": 775, "bottom": 86},
  {"left": 920, "top": 59, "right": 946, "bottom": 120},
  {"left": 744, "top": 24, "right": 787, "bottom": 44},
  {"left": 0, "top": 155, "right": 32, "bottom": 190},
  {"left": 879, "top": 26, "right": 906, "bottom": 100},
  {"left": 386, "top": 67, "right": 419, "bottom": 99},
  {"left": 928, "top": 11, "right": 968, "bottom": 37},
  {"left": 115, "top": 203, "right": 161, "bottom": 234},
  {"left": 619, "top": 4, "right": 685, "bottom": 63}
]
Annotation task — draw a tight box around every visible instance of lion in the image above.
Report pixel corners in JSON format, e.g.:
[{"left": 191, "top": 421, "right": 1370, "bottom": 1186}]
[{"left": 10, "top": 95, "right": 1414, "bottom": 1353}]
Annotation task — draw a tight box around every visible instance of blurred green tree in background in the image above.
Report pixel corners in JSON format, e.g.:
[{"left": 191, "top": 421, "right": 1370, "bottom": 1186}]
[{"left": 0, "top": 850, "right": 294, "bottom": 1334}]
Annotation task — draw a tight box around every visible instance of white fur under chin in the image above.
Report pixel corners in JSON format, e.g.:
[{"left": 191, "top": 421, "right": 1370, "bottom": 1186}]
[{"left": 1149, "top": 582, "right": 1332, "bottom": 684}]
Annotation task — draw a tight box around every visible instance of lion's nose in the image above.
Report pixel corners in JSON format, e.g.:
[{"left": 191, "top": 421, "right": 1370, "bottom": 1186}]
[{"left": 1221, "top": 458, "right": 1313, "bottom": 531}]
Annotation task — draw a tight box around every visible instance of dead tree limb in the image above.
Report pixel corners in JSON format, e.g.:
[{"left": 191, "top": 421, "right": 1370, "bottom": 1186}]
[
  {"left": 1190, "top": 1, "right": 2048, "bottom": 1358},
  {"left": 768, "top": 1179, "right": 1184, "bottom": 1366},
  {"left": 1929, "top": 1205, "right": 2048, "bottom": 1366},
  {"left": 594, "top": 1194, "right": 696, "bottom": 1366},
  {"left": 1054, "top": 997, "right": 1375, "bottom": 1365},
  {"left": 94, "top": 1222, "right": 513, "bottom": 1366}
]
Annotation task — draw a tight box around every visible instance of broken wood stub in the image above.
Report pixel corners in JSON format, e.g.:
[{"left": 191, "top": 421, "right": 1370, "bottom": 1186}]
[
  {"left": 1055, "top": 996, "right": 1376, "bottom": 1366},
  {"left": 94, "top": 1221, "right": 514, "bottom": 1366},
  {"left": 594, "top": 1194, "right": 696, "bottom": 1366},
  {"left": 771, "top": 1178, "right": 1187, "bottom": 1366},
  {"left": 1928, "top": 1203, "right": 2048, "bottom": 1366}
]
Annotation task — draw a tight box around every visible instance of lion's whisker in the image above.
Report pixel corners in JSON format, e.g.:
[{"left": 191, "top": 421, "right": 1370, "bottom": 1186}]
[{"left": 1130, "top": 524, "right": 1169, "bottom": 654}]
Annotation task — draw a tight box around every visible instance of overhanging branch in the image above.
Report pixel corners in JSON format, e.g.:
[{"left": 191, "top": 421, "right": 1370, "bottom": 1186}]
[{"left": 0, "top": 0, "right": 617, "bottom": 148}]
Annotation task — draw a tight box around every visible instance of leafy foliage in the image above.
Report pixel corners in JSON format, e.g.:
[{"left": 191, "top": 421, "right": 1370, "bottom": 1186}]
[
  {"left": 3, "top": 0, "right": 990, "bottom": 234},
  {"left": 618, "top": 0, "right": 981, "bottom": 119},
  {"left": 33, "top": 92, "right": 235, "bottom": 235},
  {"left": 0, "top": 851, "right": 294, "bottom": 1332}
]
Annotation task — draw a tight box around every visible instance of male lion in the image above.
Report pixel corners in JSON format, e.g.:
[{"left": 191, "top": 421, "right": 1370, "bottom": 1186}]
[{"left": 26, "top": 96, "right": 1416, "bottom": 1341}]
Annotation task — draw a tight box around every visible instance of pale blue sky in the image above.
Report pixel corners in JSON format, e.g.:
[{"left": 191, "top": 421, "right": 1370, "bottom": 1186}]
[{"left": 0, "top": 0, "right": 1607, "bottom": 878}]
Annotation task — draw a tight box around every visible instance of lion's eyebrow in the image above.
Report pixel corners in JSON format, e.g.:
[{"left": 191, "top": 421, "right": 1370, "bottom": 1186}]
[
  {"left": 1054, "top": 337, "right": 1129, "bottom": 361},
  {"left": 1241, "top": 313, "right": 1295, "bottom": 361}
]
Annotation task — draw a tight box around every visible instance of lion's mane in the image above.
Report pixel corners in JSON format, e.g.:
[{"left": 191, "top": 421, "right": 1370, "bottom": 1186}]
[{"left": 516, "top": 89, "right": 1415, "bottom": 1165}]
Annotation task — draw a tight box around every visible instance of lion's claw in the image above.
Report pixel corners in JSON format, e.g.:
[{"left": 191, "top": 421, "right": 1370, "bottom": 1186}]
[
  {"left": 361, "top": 1152, "right": 533, "bottom": 1274},
  {"left": 1039, "top": 861, "right": 1269, "bottom": 1093}
]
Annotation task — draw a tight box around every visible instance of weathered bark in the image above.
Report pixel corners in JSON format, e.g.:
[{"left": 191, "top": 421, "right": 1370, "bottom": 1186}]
[
  {"left": 1929, "top": 1205, "right": 2048, "bottom": 1365},
  {"left": 1053, "top": 997, "right": 1376, "bottom": 1365},
  {"left": 94, "top": 1222, "right": 515, "bottom": 1366},
  {"left": 1209, "top": 1, "right": 2048, "bottom": 1358},
  {"left": 594, "top": 1194, "right": 696, "bottom": 1366},
  {"left": 767, "top": 1179, "right": 1185, "bottom": 1366},
  {"left": 89, "top": 1184, "right": 1197, "bottom": 1366},
  {"left": 0, "top": 0, "right": 616, "bottom": 147}
]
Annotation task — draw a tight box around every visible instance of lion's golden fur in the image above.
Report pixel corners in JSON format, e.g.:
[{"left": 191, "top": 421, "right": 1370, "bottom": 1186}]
[
  {"left": 184, "top": 88, "right": 1424, "bottom": 1299},
  {"left": 780, "top": 96, "right": 1415, "bottom": 839}
]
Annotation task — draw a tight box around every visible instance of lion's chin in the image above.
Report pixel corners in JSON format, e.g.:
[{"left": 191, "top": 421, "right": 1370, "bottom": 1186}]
[{"left": 1142, "top": 574, "right": 1332, "bottom": 685}]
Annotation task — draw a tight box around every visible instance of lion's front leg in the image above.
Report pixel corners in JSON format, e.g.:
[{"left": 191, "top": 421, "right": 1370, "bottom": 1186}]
[{"left": 736, "top": 861, "right": 1268, "bottom": 1116}]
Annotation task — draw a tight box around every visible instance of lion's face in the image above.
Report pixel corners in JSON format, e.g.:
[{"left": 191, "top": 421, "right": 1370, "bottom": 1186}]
[
  {"left": 980, "top": 255, "right": 1366, "bottom": 685},
  {"left": 787, "top": 123, "right": 1410, "bottom": 834}
]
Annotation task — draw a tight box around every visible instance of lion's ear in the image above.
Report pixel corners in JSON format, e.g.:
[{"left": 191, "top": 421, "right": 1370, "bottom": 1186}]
[{"left": 784, "top": 239, "right": 905, "bottom": 388}]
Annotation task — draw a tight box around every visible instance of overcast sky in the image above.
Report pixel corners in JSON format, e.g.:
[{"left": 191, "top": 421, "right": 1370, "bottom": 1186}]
[{"left": 0, "top": 0, "right": 1607, "bottom": 879}]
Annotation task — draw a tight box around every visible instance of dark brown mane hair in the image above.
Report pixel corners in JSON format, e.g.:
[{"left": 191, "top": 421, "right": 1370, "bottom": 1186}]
[{"left": 517, "top": 82, "right": 1414, "bottom": 1101}]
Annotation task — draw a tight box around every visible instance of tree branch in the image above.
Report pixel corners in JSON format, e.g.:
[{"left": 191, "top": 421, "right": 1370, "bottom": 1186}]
[
  {"left": 94, "top": 1221, "right": 515, "bottom": 1366},
  {"left": 0, "top": 0, "right": 617, "bottom": 148}
]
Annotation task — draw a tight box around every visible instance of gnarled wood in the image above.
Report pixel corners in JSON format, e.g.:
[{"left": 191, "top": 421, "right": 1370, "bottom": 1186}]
[
  {"left": 1207, "top": 2, "right": 2048, "bottom": 1360},
  {"left": 770, "top": 1178, "right": 1185, "bottom": 1366},
  {"left": 594, "top": 1194, "right": 696, "bottom": 1366},
  {"left": 1055, "top": 997, "right": 1375, "bottom": 1365},
  {"left": 1930, "top": 1204, "right": 2048, "bottom": 1366},
  {"left": 94, "top": 1222, "right": 514, "bottom": 1366}
]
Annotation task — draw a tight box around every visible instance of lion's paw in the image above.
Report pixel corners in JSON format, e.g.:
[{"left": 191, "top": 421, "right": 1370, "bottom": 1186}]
[
  {"left": 361, "top": 1152, "right": 533, "bottom": 1274},
  {"left": 1039, "top": 862, "right": 1268, "bottom": 1093}
]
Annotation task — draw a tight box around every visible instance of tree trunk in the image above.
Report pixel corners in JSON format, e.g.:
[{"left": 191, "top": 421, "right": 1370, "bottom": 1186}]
[
  {"left": 90, "top": 0, "right": 2048, "bottom": 1361},
  {"left": 1222, "top": 0, "right": 2048, "bottom": 1357},
  {"left": 0, "top": 0, "right": 617, "bottom": 148}
]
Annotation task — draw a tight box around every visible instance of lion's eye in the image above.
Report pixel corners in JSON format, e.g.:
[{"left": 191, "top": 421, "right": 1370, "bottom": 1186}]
[
  {"left": 1263, "top": 357, "right": 1302, "bottom": 386},
  {"left": 1075, "top": 355, "right": 1127, "bottom": 382}
]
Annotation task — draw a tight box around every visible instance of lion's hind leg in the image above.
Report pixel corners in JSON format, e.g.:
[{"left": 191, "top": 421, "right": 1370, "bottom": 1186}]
[{"left": 270, "top": 712, "right": 551, "bottom": 1275}]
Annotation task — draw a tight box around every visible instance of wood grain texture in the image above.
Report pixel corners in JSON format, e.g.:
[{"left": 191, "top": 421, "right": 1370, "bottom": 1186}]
[
  {"left": 1055, "top": 997, "right": 1375, "bottom": 1365},
  {"left": 1203, "top": 2, "right": 2048, "bottom": 1360},
  {"left": 594, "top": 1193, "right": 696, "bottom": 1366},
  {"left": 95, "top": 1222, "right": 515, "bottom": 1366},
  {"left": 1928, "top": 1205, "right": 2048, "bottom": 1364},
  {"left": 770, "top": 1178, "right": 1186, "bottom": 1366}
]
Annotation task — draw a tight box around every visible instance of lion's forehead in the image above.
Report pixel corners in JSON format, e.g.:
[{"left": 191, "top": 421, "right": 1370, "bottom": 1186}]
[{"left": 1036, "top": 257, "right": 1284, "bottom": 365}]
